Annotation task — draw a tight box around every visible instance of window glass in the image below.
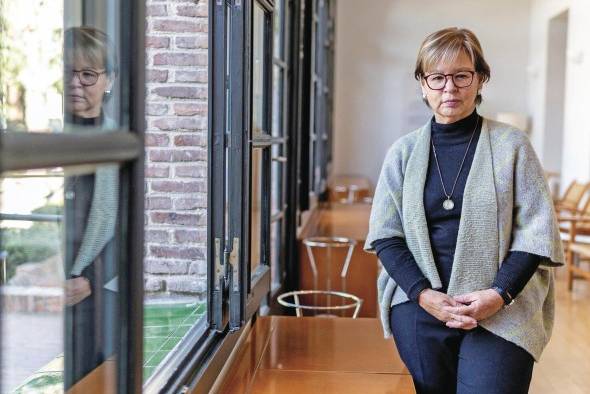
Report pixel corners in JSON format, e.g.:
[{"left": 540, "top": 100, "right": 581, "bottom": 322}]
[
  {"left": 252, "top": 3, "right": 266, "bottom": 136},
  {"left": 1, "top": 1, "right": 125, "bottom": 133},
  {"left": 250, "top": 148, "right": 263, "bottom": 276},
  {"left": 1, "top": 164, "right": 121, "bottom": 393},
  {"left": 273, "top": 0, "right": 283, "bottom": 60},
  {"left": 271, "top": 65, "right": 283, "bottom": 137}
]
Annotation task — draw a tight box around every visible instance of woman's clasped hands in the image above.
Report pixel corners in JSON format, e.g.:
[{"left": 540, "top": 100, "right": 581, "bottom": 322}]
[{"left": 418, "top": 288, "right": 505, "bottom": 330}]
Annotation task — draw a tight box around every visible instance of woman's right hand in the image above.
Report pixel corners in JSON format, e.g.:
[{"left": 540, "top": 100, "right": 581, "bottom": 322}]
[{"left": 417, "top": 289, "right": 478, "bottom": 330}]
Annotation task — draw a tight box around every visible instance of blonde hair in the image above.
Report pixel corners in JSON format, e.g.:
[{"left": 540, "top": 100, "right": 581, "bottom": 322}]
[
  {"left": 64, "top": 27, "right": 117, "bottom": 75},
  {"left": 414, "top": 27, "right": 490, "bottom": 104}
]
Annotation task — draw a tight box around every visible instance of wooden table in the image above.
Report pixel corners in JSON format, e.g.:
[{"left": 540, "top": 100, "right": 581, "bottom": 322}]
[
  {"left": 217, "top": 316, "right": 414, "bottom": 394},
  {"left": 298, "top": 203, "right": 379, "bottom": 317}
]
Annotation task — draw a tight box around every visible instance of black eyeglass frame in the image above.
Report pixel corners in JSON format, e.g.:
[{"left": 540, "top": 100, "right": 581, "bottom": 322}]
[
  {"left": 65, "top": 68, "right": 108, "bottom": 86},
  {"left": 423, "top": 70, "right": 476, "bottom": 90}
]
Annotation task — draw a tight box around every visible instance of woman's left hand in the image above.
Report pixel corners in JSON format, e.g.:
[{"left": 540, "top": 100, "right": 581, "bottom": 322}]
[{"left": 442, "top": 289, "right": 504, "bottom": 328}]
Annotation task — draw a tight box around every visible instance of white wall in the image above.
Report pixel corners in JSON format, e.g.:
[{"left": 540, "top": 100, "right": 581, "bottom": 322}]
[
  {"left": 528, "top": 0, "right": 590, "bottom": 191},
  {"left": 333, "top": 0, "right": 532, "bottom": 185}
]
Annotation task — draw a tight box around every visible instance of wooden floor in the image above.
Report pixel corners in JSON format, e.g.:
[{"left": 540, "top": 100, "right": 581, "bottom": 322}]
[{"left": 530, "top": 267, "right": 590, "bottom": 394}]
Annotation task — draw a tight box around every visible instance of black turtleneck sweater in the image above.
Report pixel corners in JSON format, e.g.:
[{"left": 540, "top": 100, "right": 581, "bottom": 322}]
[{"left": 372, "top": 110, "right": 541, "bottom": 302}]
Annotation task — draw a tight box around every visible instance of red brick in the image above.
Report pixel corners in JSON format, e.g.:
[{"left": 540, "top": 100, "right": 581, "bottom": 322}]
[
  {"left": 147, "top": 4, "right": 167, "bottom": 17},
  {"left": 145, "top": 260, "right": 189, "bottom": 274},
  {"left": 176, "top": 4, "right": 208, "bottom": 18},
  {"left": 150, "top": 245, "right": 205, "bottom": 260},
  {"left": 174, "top": 196, "right": 207, "bottom": 210},
  {"left": 153, "top": 19, "right": 207, "bottom": 33},
  {"left": 175, "top": 70, "right": 207, "bottom": 83},
  {"left": 172, "top": 149, "right": 207, "bottom": 162},
  {"left": 174, "top": 134, "right": 207, "bottom": 147},
  {"left": 145, "top": 166, "right": 170, "bottom": 178},
  {"left": 175, "top": 165, "right": 207, "bottom": 178},
  {"left": 146, "top": 103, "right": 169, "bottom": 116},
  {"left": 153, "top": 52, "right": 206, "bottom": 66},
  {"left": 146, "top": 196, "right": 172, "bottom": 209},
  {"left": 174, "top": 103, "right": 207, "bottom": 116},
  {"left": 150, "top": 212, "right": 206, "bottom": 226},
  {"left": 145, "top": 133, "right": 170, "bottom": 147},
  {"left": 146, "top": 36, "right": 170, "bottom": 48},
  {"left": 175, "top": 37, "right": 197, "bottom": 49},
  {"left": 149, "top": 149, "right": 173, "bottom": 162},
  {"left": 153, "top": 117, "right": 206, "bottom": 131},
  {"left": 174, "top": 229, "right": 207, "bottom": 243},
  {"left": 151, "top": 180, "right": 206, "bottom": 193},
  {"left": 146, "top": 69, "right": 168, "bottom": 82},
  {"left": 152, "top": 86, "right": 205, "bottom": 99},
  {"left": 145, "top": 230, "right": 170, "bottom": 243}
]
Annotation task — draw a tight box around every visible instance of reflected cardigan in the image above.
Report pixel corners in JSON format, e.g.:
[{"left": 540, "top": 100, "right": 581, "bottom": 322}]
[{"left": 364, "top": 117, "right": 564, "bottom": 362}]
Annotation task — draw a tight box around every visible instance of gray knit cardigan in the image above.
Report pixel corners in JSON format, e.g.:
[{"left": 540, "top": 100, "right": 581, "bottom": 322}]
[{"left": 364, "top": 117, "right": 564, "bottom": 362}]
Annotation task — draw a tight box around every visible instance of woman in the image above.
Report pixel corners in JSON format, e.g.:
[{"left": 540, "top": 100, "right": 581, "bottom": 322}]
[
  {"left": 63, "top": 26, "right": 120, "bottom": 386},
  {"left": 364, "top": 28, "right": 564, "bottom": 394}
]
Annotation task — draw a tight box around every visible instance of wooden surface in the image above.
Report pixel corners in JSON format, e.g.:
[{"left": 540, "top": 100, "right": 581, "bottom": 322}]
[
  {"left": 217, "top": 316, "right": 413, "bottom": 394},
  {"left": 530, "top": 269, "right": 590, "bottom": 393},
  {"left": 66, "top": 359, "right": 116, "bottom": 394},
  {"left": 298, "top": 203, "right": 378, "bottom": 317},
  {"left": 328, "top": 175, "right": 373, "bottom": 203}
]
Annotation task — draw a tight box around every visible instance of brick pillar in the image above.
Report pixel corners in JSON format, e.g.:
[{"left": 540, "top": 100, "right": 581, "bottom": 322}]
[{"left": 144, "top": 0, "right": 208, "bottom": 301}]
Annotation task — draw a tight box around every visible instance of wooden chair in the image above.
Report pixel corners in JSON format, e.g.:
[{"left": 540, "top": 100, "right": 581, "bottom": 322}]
[
  {"left": 558, "top": 205, "right": 590, "bottom": 290},
  {"left": 554, "top": 180, "right": 590, "bottom": 214}
]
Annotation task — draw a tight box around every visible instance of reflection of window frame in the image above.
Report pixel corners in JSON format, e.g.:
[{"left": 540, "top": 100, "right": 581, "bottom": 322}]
[{"left": 0, "top": 0, "right": 146, "bottom": 391}]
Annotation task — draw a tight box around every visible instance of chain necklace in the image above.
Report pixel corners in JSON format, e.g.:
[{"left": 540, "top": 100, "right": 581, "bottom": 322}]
[{"left": 431, "top": 116, "right": 480, "bottom": 211}]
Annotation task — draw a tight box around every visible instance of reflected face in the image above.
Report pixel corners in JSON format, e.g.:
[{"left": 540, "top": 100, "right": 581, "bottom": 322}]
[
  {"left": 420, "top": 51, "right": 482, "bottom": 124},
  {"left": 65, "top": 56, "right": 111, "bottom": 119}
]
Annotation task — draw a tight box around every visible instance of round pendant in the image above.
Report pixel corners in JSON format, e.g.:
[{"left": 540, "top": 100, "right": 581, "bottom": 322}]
[{"left": 443, "top": 198, "right": 454, "bottom": 211}]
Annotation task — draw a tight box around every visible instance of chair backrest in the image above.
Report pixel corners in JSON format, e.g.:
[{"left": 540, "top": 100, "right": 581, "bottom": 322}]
[
  {"left": 557, "top": 181, "right": 590, "bottom": 212},
  {"left": 302, "top": 236, "right": 356, "bottom": 280}
]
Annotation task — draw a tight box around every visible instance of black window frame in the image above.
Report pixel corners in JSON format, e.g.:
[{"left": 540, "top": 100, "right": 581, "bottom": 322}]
[{"left": 0, "top": 0, "right": 146, "bottom": 392}]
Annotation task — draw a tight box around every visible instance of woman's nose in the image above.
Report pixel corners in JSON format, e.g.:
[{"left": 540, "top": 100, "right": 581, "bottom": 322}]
[
  {"left": 67, "top": 71, "right": 83, "bottom": 87},
  {"left": 442, "top": 75, "right": 458, "bottom": 92}
]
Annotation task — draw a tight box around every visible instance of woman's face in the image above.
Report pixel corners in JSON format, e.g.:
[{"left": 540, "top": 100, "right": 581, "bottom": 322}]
[
  {"left": 420, "top": 51, "right": 482, "bottom": 124},
  {"left": 65, "top": 55, "right": 111, "bottom": 119}
]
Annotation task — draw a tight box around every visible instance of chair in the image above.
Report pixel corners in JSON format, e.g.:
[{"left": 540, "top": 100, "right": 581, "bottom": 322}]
[
  {"left": 566, "top": 242, "right": 590, "bottom": 290},
  {"left": 559, "top": 211, "right": 590, "bottom": 290},
  {"left": 277, "top": 290, "right": 363, "bottom": 318},
  {"left": 554, "top": 180, "right": 590, "bottom": 214},
  {"left": 299, "top": 236, "right": 360, "bottom": 317}
]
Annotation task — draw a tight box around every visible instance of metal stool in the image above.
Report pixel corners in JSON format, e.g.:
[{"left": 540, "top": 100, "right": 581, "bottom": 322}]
[
  {"left": 277, "top": 289, "right": 363, "bottom": 318},
  {"left": 302, "top": 236, "right": 357, "bottom": 316}
]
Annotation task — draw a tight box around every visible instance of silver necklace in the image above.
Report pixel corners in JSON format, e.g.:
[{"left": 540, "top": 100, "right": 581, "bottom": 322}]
[{"left": 431, "top": 116, "right": 480, "bottom": 211}]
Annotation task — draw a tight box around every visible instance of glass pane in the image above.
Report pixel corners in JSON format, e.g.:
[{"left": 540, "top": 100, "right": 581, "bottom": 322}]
[
  {"left": 271, "top": 144, "right": 283, "bottom": 216},
  {"left": 252, "top": 3, "right": 267, "bottom": 136},
  {"left": 250, "top": 149, "right": 263, "bottom": 276},
  {"left": 270, "top": 219, "right": 282, "bottom": 289},
  {"left": 1, "top": 1, "right": 126, "bottom": 133},
  {"left": 271, "top": 66, "right": 283, "bottom": 137},
  {"left": 273, "top": 0, "right": 283, "bottom": 60},
  {"left": 1, "top": 164, "right": 122, "bottom": 393}
]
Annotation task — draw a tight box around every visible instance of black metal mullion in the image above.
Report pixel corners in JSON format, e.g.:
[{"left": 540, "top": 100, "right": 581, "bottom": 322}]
[
  {"left": 208, "top": 0, "right": 229, "bottom": 332},
  {"left": 117, "top": 0, "right": 146, "bottom": 392},
  {"left": 228, "top": 0, "right": 247, "bottom": 331}
]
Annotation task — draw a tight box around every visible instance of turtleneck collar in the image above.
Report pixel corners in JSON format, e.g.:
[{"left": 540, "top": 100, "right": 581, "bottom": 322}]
[
  {"left": 66, "top": 111, "right": 104, "bottom": 127},
  {"left": 431, "top": 109, "right": 480, "bottom": 145}
]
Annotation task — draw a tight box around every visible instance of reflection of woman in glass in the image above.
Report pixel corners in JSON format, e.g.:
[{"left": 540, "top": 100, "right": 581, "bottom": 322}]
[{"left": 63, "top": 26, "right": 119, "bottom": 386}]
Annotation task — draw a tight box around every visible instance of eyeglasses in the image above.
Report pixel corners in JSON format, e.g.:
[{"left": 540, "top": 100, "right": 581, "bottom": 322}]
[
  {"left": 423, "top": 71, "right": 476, "bottom": 90},
  {"left": 65, "top": 68, "right": 106, "bottom": 86}
]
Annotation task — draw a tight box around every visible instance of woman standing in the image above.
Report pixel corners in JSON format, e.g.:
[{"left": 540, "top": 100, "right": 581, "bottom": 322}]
[
  {"left": 63, "top": 26, "right": 120, "bottom": 386},
  {"left": 365, "top": 27, "right": 564, "bottom": 394}
]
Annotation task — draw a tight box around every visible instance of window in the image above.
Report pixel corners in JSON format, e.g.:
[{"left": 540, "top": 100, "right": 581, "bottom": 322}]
[{"left": 0, "top": 1, "right": 145, "bottom": 392}]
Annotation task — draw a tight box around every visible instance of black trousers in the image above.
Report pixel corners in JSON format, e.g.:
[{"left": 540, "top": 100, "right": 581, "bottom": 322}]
[{"left": 390, "top": 301, "right": 534, "bottom": 394}]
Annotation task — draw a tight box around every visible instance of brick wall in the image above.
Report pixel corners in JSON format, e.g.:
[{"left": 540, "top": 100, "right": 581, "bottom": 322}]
[{"left": 144, "top": 0, "right": 208, "bottom": 302}]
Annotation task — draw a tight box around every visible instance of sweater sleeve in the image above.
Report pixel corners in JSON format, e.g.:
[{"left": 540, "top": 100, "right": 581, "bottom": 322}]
[
  {"left": 492, "top": 251, "right": 541, "bottom": 301},
  {"left": 372, "top": 237, "right": 431, "bottom": 302}
]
